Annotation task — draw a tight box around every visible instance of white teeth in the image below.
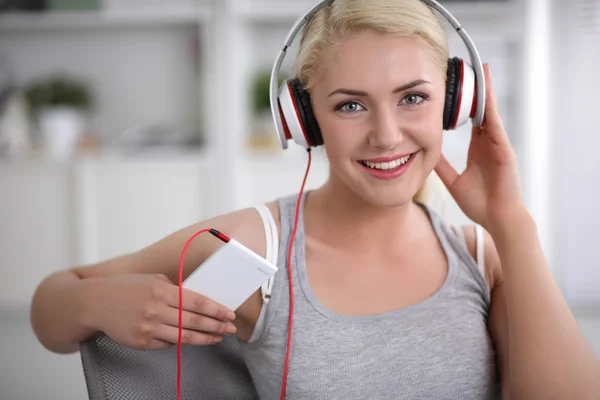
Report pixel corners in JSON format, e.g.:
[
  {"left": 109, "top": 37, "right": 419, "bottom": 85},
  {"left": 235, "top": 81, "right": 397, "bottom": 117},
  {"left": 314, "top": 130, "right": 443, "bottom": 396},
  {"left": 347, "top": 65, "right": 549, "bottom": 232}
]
[{"left": 362, "top": 154, "right": 412, "bottom": 170}]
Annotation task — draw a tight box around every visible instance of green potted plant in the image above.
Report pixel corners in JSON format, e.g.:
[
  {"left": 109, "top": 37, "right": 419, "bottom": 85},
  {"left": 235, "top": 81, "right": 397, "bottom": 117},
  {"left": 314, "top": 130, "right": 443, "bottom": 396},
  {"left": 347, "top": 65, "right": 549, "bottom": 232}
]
[
  {"left": 249, "top": 68, "right": 286, "bottom": 150},
  {"left": 25, "top": 73, "right": 94, "bottom": 158}
]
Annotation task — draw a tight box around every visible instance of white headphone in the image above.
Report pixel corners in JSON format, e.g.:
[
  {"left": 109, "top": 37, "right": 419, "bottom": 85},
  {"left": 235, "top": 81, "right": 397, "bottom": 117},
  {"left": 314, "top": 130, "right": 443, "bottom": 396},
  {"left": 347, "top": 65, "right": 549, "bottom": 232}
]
[{"left": 269, "top": 0, "right": 486, "bottom": 150}]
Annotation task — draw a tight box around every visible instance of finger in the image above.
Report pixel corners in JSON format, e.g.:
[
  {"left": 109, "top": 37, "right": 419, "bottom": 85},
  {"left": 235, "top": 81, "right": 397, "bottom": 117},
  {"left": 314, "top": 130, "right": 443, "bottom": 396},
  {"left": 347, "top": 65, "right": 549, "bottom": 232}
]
[
  {"left": 168, "top": 288, "right": 236, "bottom": 322},
  {"left": 481, "top": 64, "right": 508, "bottom": 142},
  {"left": 154, "top": 324, "right": 223, "bottom": 346},
  {"left": 434, "top": 153, "right": 459, "bottom": 191},
  {"left": 130, "top": 335, "right": 172, "bottom": 350},
  {"left": 153, "top": 274, "right": 173, "bottom": 284},
  {"left": 162, "top": 307, "right": 237, "bottom": 335},
  {"left": 146, "top": 338, "right": 172, "bottom": 350}
]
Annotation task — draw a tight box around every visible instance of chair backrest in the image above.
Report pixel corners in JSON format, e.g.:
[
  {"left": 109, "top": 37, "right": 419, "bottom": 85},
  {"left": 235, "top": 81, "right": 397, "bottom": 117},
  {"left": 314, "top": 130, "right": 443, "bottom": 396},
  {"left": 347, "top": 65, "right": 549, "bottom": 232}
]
[{"left": 79, "top": 332, "right": 259, "bottom": 399}]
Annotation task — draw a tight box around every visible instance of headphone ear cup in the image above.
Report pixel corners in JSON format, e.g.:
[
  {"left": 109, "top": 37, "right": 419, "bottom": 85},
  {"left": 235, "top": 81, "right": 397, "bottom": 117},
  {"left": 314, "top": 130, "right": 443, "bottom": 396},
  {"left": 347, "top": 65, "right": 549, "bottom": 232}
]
[
  {"left": 277, "top": 78, "right": 322, "bottom": 148},
  {"left": 289, "top": 79, "right": 323, "bottom": 147},
  {"left": 443, "top": 57, "right": 461, "bottom": 130},
  {"left": 277, "top": 79, "right": 309, "bottom": 148},
  {"left": 443, "top": 57, "right": 478, "bottom": 130}
]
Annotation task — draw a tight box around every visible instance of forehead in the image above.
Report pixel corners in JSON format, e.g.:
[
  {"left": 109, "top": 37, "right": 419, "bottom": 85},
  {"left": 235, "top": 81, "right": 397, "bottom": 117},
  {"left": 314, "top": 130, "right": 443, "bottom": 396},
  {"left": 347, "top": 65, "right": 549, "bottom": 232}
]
[{"left": 316, "top": 30, "right": 443, "bottom": 92}]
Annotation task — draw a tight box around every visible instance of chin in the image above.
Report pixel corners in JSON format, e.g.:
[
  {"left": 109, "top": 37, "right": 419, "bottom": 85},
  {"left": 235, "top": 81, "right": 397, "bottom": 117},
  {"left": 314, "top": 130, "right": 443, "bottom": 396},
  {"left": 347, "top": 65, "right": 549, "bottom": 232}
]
[{"left": 354, "top": 181, "right": 420, "bottom": 209}]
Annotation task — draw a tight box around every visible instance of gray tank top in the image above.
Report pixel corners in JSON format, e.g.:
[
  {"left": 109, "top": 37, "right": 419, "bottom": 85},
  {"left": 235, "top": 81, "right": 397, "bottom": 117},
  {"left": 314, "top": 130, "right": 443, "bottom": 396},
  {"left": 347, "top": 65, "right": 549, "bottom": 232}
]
[{"left": 240, "top": 192, "right": 501, "bottom": 399}]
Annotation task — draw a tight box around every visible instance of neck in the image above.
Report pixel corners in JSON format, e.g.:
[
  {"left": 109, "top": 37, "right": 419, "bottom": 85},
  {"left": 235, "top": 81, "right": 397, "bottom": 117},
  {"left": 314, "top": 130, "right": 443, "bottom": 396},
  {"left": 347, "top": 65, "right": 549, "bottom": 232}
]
[{"left": 305, "top": 173, "right": 422, "bottom": 250}]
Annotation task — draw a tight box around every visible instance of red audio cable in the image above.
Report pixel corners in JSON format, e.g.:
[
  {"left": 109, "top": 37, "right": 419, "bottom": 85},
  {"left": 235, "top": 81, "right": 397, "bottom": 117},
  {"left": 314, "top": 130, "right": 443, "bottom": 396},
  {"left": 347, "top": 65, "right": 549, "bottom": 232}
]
[
  {"left": 280, "top": 148, "right": 312, "bottom": 400},
  {"left": 177, "top": 228, "right": 230, "bottom": 400},
  {"left": 176, "top": 148, "right": 312, "bottom": 400}
]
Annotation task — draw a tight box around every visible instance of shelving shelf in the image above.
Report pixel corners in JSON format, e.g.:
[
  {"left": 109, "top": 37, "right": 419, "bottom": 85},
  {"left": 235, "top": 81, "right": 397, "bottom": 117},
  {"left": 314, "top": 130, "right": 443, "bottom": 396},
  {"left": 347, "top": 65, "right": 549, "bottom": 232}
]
[
  {"left": 0, "top": 1, "right": 521, "bottom": 36},
  {"left": 233, "top": 0, "right": 522, "bottom": 39},
  {"left": 0, "top": 8, "right": 210, "bottom": 31},
  {"left": 235, "top": 0, "right": 518, "bottom": 21}
]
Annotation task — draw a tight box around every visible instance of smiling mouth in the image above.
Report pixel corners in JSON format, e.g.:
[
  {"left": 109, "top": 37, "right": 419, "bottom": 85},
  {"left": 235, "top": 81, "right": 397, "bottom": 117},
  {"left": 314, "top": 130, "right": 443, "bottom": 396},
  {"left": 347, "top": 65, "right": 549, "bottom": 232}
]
[{"left": 358, "top": 153, "right": 415, "bottom": 172}]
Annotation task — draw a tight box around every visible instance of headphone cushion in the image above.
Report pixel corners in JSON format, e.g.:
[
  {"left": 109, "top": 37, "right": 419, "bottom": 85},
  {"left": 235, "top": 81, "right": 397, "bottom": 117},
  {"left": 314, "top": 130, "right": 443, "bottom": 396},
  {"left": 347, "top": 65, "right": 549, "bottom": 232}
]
[
  {"left": 443, "top": 57, "right": 463, "bottom": 130},
  {"left": 289, "top": 78, "right": 323, "bottom": 147}
]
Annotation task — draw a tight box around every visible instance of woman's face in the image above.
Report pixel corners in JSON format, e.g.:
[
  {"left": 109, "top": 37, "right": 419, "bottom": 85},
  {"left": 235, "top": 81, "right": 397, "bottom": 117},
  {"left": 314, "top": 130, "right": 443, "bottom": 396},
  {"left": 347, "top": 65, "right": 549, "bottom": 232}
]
[{"left": 310, "top": 29, "right": 446, "bottom": 208}]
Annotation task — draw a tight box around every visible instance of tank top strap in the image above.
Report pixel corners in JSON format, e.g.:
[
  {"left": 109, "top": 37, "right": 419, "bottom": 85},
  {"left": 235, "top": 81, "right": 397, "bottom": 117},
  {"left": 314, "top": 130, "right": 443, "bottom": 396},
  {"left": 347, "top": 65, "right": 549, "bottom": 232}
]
[{"left": 420, "top": 202, "right": 491, "bottom": 304}]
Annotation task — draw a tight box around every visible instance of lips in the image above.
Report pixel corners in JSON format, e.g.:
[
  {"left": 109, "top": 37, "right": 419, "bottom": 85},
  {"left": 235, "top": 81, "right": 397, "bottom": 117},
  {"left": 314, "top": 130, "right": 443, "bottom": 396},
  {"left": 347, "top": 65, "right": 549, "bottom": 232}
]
[
  {"left": 359, "top": 151, "right": 417, "bottom": 171},
  {"left": 361, "top": 152, "right": 415, "bottom": 163},
  {"left": 357, "top": 150, "right": 419, "bottom": 180}
]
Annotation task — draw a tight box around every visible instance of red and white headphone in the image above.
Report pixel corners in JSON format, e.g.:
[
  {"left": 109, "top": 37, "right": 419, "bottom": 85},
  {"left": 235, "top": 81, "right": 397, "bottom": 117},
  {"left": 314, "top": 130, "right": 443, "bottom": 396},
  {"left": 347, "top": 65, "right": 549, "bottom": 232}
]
[{"left": 270, "top": 0, "right": 486, "bottom": 150}]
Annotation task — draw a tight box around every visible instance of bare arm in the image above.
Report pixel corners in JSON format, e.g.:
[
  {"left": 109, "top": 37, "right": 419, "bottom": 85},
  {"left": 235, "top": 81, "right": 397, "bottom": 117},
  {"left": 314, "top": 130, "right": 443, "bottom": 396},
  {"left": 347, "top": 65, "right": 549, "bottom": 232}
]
[
  {"left": 482, "top": 210, "right": 600, "bottom": 399},
  {"left": 437, "top": 63, "right": 600, "bottom": 399},
  {"left": 30, "top": 206, "right": 271, "bottom": 354}
]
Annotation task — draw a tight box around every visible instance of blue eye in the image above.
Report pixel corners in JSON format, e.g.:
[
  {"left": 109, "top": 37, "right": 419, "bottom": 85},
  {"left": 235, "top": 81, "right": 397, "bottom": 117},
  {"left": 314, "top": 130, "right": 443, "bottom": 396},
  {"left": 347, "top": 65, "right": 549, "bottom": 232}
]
[
  {"left": 336, "top": 101, "right": 364, "bottom": 113},
  {"left": 402, "top": 93, "right": 427, "bottom": 105}
]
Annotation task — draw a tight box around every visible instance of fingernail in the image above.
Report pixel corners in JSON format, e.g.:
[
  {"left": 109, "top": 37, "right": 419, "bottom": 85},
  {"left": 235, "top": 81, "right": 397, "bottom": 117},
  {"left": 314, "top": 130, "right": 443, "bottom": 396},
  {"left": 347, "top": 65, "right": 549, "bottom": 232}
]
[
  {"left": 213, "top": 336, "right": 222, "bottom": 344},
  {"left": 226, "top": 311, "right": 236, "bottom": 321},
  {"left": 226, "top": 324, "right": 237, "bottom": 334}
]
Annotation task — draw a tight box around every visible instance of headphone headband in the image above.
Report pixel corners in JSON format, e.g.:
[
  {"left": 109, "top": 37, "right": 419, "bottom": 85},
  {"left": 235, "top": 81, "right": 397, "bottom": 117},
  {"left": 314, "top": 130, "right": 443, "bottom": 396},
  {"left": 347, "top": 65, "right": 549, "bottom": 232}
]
[{"left": 270, "top": 0, "right": 486, "bottom": 150}]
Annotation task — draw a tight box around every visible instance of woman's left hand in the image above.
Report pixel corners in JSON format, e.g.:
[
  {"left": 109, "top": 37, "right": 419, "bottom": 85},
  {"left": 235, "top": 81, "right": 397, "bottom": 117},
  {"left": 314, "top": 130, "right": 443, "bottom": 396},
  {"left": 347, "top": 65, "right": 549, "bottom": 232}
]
[{"left": 434, "top": 63, "right": 526, "bottom": 230}]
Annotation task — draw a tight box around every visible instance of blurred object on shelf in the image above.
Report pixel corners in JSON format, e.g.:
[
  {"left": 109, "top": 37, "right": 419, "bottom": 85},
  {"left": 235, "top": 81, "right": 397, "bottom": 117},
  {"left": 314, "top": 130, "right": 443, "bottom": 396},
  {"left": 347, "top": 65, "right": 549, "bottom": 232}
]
[
  {"left": 0, "top": 52, "right": 15, "bottom": 110},
  {"left": 37, "top": 106, "right": 87, "bottom": 158},
  {"left": 102, "top": 0, "right": 198, "bottom": 14},
  {"left": 0, "top": 88, "right": 33, "bottom": 159},
  {"left": 248, "top": 68, "right": 286, "bottom": 151},
  {"left": 24, "top": 73, "right": 95, "bottom": 160},
  {"left": 110, "top": 122, "right": 201, "bottom": 154},
  {"left": 48, "top": 0, "right": 100, "bottom": 11},
  {"left": 0, "top": 0, "right": 47, "bottom": 11},
  {"left": 76, "top": 131, "right": 102, "bottom": 153}
]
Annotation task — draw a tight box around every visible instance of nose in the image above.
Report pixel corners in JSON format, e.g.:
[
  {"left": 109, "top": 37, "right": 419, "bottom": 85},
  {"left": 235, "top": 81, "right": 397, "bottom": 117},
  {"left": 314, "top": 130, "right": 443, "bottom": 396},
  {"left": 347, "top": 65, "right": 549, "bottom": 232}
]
[{"left": 367, "top": 105, "right": 404, "bottom": 150}]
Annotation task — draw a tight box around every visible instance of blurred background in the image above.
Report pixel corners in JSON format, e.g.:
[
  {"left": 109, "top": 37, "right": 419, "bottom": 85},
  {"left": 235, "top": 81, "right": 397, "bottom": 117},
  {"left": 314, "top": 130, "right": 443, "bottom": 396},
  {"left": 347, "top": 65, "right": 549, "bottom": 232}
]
[{"left": 0, "top": 0, "right": 598, "bottom": 398}]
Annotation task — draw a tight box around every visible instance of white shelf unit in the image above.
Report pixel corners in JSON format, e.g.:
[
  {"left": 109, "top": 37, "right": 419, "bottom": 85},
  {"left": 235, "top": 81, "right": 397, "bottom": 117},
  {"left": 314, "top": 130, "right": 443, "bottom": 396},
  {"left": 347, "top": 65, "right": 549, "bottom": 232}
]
[
  {"left": 0, "top": 0, "right": 527, "bottom": 215},
  {"left": 0, "top": 0, "right": 539, "bottom": 307}
]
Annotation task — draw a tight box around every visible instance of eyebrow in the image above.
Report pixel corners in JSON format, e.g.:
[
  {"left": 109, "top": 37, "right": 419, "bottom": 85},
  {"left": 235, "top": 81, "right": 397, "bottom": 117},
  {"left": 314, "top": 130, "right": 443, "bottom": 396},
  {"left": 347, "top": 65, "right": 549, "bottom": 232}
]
[{"left": 327, "top": 79, "right": 432, "bottom": 97}]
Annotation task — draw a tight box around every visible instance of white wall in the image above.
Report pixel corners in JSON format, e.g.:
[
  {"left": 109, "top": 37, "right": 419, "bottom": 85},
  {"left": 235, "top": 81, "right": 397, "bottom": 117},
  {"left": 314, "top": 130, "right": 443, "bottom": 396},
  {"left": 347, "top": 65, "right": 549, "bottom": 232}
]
[
  {"left": 553, "top": 0, "right": 600, "bottom": 309},
  {"left": 0, "top": 161, "right": 73, "bottom": 308}
]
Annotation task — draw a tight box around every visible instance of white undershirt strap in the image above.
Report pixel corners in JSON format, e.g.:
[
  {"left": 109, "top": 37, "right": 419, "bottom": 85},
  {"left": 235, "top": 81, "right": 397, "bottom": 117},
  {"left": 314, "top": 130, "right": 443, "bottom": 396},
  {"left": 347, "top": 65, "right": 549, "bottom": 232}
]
[
  {"left": 475, "top": 224, "right": 485, "bottom": 277},
  {"left": 253, "top": 204, "right": 279, "bottom": 303}
]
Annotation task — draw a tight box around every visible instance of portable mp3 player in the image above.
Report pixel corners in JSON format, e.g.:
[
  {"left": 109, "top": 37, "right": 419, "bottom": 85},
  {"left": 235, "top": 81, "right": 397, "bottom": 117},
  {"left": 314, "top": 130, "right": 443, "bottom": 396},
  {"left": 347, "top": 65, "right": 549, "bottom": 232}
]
[{"left": 182, "top": 238, "right": 278, "bottom": 311}]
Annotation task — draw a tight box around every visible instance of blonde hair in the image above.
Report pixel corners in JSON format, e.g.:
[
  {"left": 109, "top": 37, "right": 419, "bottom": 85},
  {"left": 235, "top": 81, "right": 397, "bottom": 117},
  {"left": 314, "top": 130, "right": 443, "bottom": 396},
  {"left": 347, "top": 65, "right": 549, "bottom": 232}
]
[
  {"left": 295, "top": 0, "right": 449, "bottom": 91},
  {"left": 294, "top": 0, "right": 449, "bottom": 204}
]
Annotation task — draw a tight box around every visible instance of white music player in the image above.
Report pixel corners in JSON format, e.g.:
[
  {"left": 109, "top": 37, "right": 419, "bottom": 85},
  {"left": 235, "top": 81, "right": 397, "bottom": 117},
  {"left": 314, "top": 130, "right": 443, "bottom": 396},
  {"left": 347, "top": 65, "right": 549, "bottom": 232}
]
[{"left": 182, "top": 238, "right": 278, "bottom": 311}]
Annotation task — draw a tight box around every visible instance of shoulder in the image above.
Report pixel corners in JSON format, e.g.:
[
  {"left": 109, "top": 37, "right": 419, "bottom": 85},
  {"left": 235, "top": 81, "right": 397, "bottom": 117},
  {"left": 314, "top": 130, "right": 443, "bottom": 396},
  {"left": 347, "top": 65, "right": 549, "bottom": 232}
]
[
  {"left": 454, "top": 224, "right": 504, "bottom": 291},
  {"left": 122, "top": 199, "right": 283, "bottom": 285},
  {"left": 191, "top": 200, "right": 281, "bottom": 270},
  {"left": 227, "top": 200, "right": 281, "bottom": 259}
]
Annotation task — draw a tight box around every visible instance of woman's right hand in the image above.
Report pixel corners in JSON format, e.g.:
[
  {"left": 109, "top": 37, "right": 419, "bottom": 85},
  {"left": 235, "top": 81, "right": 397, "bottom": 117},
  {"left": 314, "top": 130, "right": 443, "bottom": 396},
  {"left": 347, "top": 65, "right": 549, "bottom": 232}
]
[{"left": 88, "top": 273, "right": 238, "bottom": 350}]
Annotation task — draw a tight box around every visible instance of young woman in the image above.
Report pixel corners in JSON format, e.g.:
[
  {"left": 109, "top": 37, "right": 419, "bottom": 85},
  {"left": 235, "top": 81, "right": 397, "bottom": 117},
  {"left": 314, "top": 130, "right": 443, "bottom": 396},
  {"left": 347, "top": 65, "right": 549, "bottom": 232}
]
[{"left": 30, "top": 0, "right": 599, "bottom": 399}]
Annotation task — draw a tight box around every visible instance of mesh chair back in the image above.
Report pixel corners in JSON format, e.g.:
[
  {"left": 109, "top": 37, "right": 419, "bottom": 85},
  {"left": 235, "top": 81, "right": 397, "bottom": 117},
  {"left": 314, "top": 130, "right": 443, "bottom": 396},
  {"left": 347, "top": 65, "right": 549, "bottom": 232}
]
[{"left": 80, "top": 332, "right": 259, "bottom": 399}]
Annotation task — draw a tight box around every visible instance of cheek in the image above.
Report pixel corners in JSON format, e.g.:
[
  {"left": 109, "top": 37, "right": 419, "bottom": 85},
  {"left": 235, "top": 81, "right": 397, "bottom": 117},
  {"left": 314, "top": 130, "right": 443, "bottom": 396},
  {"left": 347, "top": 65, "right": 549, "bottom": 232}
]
[
  {"left": 417, "top": 120, "right": 443, "bottom": 149},
  {"left": 412, "top": 101, "right": 445, "bottom": 149},
  {"left": 314, "top": 109, "right": 362, "bottom": 161},
  {"left": 320, "top": 123, "right": 359, "bottom": 164},
  {"left": 404, "top": 111, "right": 443, "bottom": 149}
]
